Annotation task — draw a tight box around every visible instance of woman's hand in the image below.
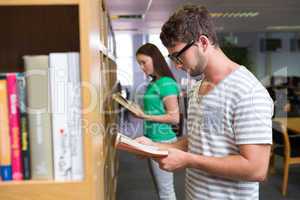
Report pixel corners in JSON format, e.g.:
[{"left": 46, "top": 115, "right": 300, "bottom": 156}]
[{"left": 132, "top": 104, "right": 148, "bottom": 119}]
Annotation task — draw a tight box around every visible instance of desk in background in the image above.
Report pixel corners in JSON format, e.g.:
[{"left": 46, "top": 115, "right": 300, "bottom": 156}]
[{"left": 273, "top": 117, "right": 300, "bottom": 133}]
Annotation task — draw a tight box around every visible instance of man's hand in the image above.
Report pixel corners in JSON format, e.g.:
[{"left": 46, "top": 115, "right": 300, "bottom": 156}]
[{"left": 156, "top": 148, "right": 190, "bottom": 171}]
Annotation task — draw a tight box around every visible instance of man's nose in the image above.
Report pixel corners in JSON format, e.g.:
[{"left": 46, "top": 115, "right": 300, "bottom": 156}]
[{"left": 175, "top": 62, "right": 183, "bottom": 70}]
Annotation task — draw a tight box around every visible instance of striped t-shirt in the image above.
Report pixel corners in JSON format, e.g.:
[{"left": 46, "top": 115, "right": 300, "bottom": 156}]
[{"left": 185, "top": 66, "right": 273, "bottom": 200}]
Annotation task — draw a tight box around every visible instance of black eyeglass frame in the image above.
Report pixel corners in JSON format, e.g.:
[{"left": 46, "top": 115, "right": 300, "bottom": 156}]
[{"left": 168, "top": 40, "right": 195, "bottom": 64}]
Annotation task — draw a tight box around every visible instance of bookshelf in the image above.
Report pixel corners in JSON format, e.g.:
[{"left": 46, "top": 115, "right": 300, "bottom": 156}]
[{"left": 0, "top": 0, "right": 118, "bottom": 200}]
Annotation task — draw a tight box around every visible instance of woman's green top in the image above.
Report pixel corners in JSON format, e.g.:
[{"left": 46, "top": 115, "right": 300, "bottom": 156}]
[{"left": 143, "top": 76, "right": 180, "bottom": 142}]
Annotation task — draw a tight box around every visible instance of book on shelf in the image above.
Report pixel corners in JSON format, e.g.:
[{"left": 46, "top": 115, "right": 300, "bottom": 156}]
[
  {"left": 49, "top": 53, "right": 72, "bottom": 181},
  {"left": 7, "top": 73, "right": 23, "bottom": 180},
  {"left": 17, "top": 73, "right": 31, "bottom": 180},
  {"left": 112, "top": 92, "right": 143, "bottom": 116},
  {"left": 0, "top": 78, "right": 12, "bottom": 181},
  {"left": 66, "top": 53, "right": 84, "bottom": 181},
  {"left": 23, "top": 55, "right": 54, "bottom": 180},
  {"left": 67, "top": 52, "right": 84, "bottom": 181},
  {"left": 49, "top": 52, "right": 83, "bottom": 181},
  {"left": 113, "top": 132, "right": 168, "bottom": 158}
]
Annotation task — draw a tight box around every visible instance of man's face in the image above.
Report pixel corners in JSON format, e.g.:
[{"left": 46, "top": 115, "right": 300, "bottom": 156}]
[{"left": 167, "top": 40, "right": 208, "bottom": 77}]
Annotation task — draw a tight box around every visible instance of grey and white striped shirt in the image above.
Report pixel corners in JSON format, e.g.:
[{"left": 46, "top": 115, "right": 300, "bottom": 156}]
[{"left": 186, "top": 66, "right": 273, "bottom": 200}]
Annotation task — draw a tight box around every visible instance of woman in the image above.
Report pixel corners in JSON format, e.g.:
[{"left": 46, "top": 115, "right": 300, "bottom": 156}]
[{"left": 135, "top": 43, "right": 180, "bottom": 200}]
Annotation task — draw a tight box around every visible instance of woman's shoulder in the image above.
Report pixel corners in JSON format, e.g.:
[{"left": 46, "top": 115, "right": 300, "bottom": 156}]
[
  {"left": 156, "top": 77, "right": 179, "bottom": 90},
  {"left": 157, "top": 76, "right": 177, "bottom": 85}
]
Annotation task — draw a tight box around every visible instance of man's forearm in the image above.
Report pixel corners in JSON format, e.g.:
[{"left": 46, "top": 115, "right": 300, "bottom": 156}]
[
  {"left": 156, "top": 136, "right": 188, "bottom": 151},
  {"left": 186, "top": 145, "right": 271, "bottom": 181}
]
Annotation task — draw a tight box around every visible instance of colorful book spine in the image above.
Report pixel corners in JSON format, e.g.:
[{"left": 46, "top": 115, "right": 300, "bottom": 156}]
[
  {"left": 0, "top": 79, "right": 12, "bottom": 181},
  {"left": 6, "top": 73, "right": 23, "bottom": 180},
  {"left": 17, "top": 74, "right": 31, "bottom": 180}
]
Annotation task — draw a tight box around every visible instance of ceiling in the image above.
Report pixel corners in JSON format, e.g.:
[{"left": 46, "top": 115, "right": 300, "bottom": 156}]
[{"left": 106, "top": 0, "right": 300, "bottom": 34}]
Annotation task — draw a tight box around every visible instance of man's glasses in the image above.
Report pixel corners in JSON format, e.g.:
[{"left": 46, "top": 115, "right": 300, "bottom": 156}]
[{"left": 168, "top": 40, "right": 195, "bottom": 64}]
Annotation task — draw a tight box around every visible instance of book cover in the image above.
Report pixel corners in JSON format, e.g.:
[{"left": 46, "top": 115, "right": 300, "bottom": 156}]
[
  {"left": 114, "top": 133, "right": 168, "bottom": 158},
  {"left": 0, "top": 79, "right": 12, "bottom": 181},
  {"left": 23, "top": 55, "right": 53, "bottom": 180},
  {"left": 7, "top": 73, "right": 23, "bottom": 180},
  {"left": 17, "top": 73, "right": 31, "bottom": 180}
]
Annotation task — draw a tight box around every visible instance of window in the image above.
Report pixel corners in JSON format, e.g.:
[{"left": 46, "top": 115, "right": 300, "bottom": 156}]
[
  {"left": 116, "top": 34, "right": 134, "bottom": 86},
  {"left": 148, "top": 34, "right": 169, "bottom": 57}
]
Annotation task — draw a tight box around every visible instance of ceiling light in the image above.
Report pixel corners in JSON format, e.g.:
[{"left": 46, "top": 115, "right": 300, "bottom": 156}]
[
  {"left": 113, "top": 28, "right": 139, "bottom": 32},
  {"left": 210, "top": 12, "right": 259, "bottom": 18},
  {"left": 111, "top": 14, "right": 144, "bottom": 20},
  {"left": 266, "top": 25, "right": 300, "bottom": 30}
]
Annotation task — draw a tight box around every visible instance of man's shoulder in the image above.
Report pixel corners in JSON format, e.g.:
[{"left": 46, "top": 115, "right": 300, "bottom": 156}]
[
  {"left": 229, "top": 66, "right": 273, "bottom": 109},
  {"left": 230, "top": 66, "right": 266, "bottom": 95},
  {"left": 232, "top": 66, "right": 257, "bottom": 84}
]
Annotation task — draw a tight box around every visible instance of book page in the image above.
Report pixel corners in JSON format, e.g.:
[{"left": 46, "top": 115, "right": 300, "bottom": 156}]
[
  {"left": 112, "top": 93, "right": 143, "bottom": 115},
  {"left": 115, "top": 133, "right": 168, "bottom": 157},
  {"left": 120, "top": 134, "right": 160, "bottom": 152}
]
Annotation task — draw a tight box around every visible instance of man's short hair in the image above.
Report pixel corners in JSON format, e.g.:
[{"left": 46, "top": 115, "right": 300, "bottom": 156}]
[{"left": 160, "top": 4, "right": 219, "bottom": 48}]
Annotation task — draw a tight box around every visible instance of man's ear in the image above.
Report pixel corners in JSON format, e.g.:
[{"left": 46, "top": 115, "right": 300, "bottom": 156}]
[{"left": 197, "top": 35, "right": 209, "bottom": 51}]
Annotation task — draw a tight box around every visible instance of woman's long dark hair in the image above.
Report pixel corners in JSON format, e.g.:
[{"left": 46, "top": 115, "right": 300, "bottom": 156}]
[{"left": 136, "top": 43, "right": 176, "bottom": 81}]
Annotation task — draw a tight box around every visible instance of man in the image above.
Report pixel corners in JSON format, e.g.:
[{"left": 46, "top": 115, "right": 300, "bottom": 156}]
[{"left": 136, "top": 4, "right": 273, "bottom": 200}]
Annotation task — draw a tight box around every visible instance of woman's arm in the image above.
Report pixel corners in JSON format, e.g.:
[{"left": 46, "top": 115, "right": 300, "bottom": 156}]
[{"left": 144, "top": 95, "right": 179, "bottom": 124}]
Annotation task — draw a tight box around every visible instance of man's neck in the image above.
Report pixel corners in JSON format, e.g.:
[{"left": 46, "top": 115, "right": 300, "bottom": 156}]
[{"left": 204, "top": 49, "right": 239, "bottom": 84}]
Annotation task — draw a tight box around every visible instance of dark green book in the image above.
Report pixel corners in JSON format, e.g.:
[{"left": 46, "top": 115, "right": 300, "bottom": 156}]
[{"left": 17, "top": 73, "right": 31, "bottom": 180}]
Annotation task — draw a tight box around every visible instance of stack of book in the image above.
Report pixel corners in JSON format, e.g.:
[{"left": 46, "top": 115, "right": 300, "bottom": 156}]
[{"left": 0, "top": 52, "right": 84, "bottom": 181}]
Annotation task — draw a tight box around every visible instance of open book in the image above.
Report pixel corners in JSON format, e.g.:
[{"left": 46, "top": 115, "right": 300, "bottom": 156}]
[
  {"left": 113, "top": 133, "right": 168, "bottom": 158},
  {"left": 112, "top": 92, "right": 143, "bottom": 116}
]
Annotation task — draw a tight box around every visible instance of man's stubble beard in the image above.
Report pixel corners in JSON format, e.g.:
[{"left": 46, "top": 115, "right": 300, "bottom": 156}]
[{"left": 189, "top": 50, "right": 208, "bottom": 77}]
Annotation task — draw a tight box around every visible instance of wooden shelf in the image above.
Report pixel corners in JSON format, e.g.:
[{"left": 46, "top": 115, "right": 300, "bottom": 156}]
[
  {"left": 0, "top": 0, "right": 79, "bottom": 6},
  {"left": 0, "top": 181, "right": 90, "bottom": 200},
  {"left": 100, "top": 49, "right": 117, "bottom": 63},
  {"left": 0, "top": 0, "right": 118, "bottom": 200},
  {"left": 0, "top": 180, "right": 85, "bottom": 186}
]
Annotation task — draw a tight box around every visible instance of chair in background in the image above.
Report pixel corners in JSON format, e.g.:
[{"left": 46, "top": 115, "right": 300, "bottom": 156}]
[{"left": 271, "top": 121, "right": 300, "bottom": 196}]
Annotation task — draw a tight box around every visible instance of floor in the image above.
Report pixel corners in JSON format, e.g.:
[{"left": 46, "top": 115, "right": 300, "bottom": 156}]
[{"left": 116, "top": 151, "right": 300, "bottom": 200}]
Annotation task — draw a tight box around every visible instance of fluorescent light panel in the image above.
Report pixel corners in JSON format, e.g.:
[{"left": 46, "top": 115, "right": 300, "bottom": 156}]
[
  {"left": 266, "top": 25, "right": 300, "bottom": 30},
  {"left": 210, "top": 12, "right": 259, "bottom": 18},
  {"left": 111, "top": 14, "right": 144, "bottom": 20}
]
